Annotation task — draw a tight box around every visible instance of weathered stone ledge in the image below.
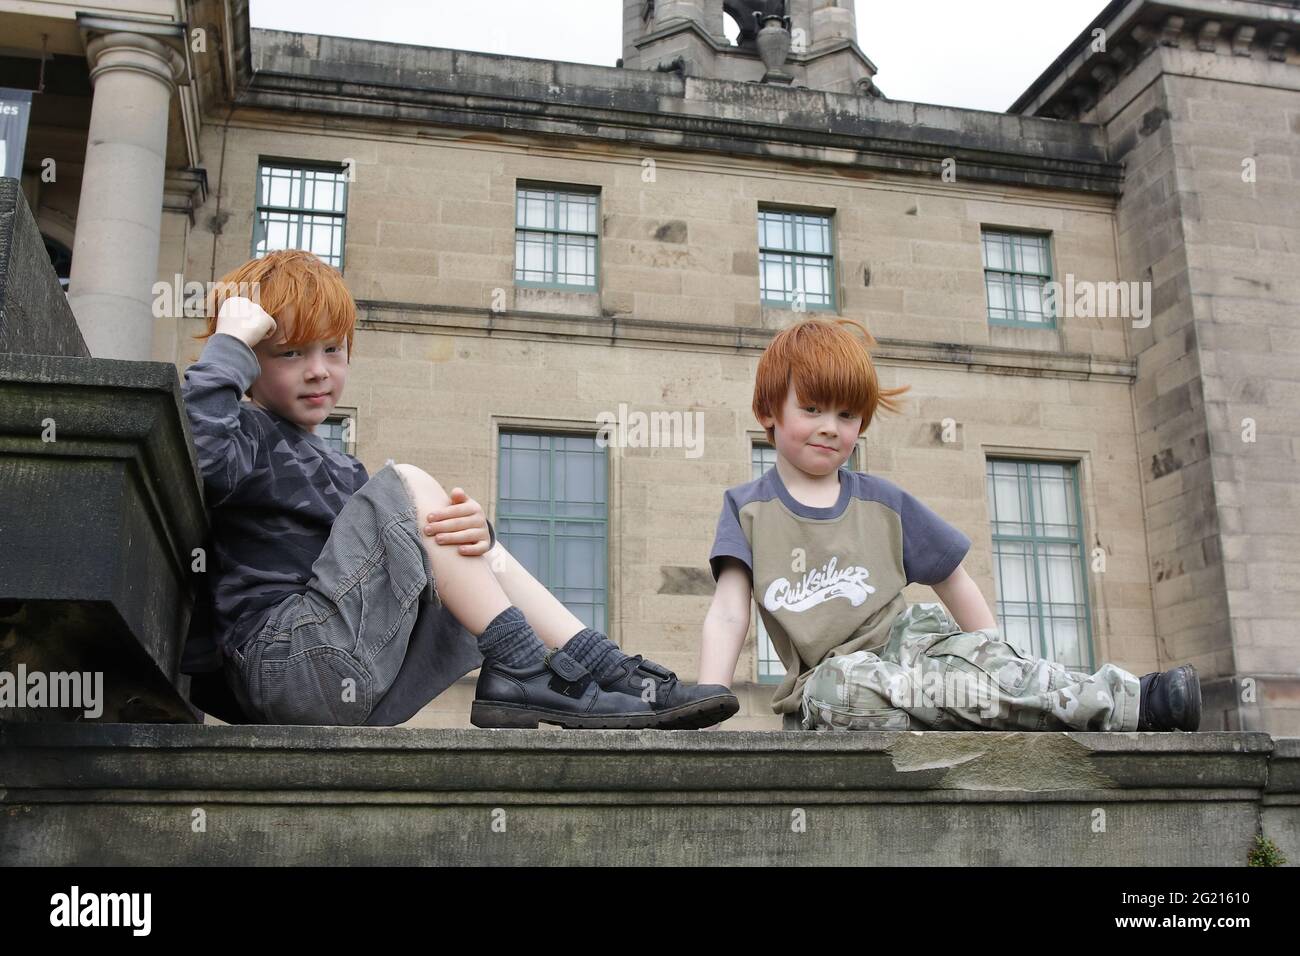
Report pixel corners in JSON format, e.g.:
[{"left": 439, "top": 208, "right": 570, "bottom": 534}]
[
  {"left": 354, "top": 299, "right": 1138, "bottom": 383},
  {"left": 224, "top": 13, "right": 1123, "bottom": 195},
  {"left": 1, "top": 725, "right": 1293, "bottom": 865}
]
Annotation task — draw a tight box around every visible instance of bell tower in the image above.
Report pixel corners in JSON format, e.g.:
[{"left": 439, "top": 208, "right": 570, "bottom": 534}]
[{"left": 621, "top": 0, "right": 881, "bottom": 96}]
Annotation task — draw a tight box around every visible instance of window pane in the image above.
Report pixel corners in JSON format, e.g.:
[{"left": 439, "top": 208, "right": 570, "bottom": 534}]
[
  {"left": 518, "top": 191, "right": 551, "bottom": 229},
  {"left": 988, "top": 464, "right": 1029, "bottom": 536},
  {"left": 515, "top": 187, "right": 598, "bottom": 285},
  {"left": 760, "top": 253, "right": 787, "bottom": 299},
  {"left": 1019, "top": 238, "right": 1046, "bottom": 274},
  {"left": 759, "top": 214, "right": 786, "bottom": 249},
  {"left": 983, "top": 230, "right": 1053, "bottom": 325},
  {"left": 754, "top": 212, "right": 832, "bottom": 306},
  {"left": 314, "top": 415, "right": 350, "bottom": 454},
  {"left": 982, "top": 233, "right": 1011, "bottom": 271},
  {"left": 800, "top": 216, "right": 829, "bottom": 254},
  {"left": 1035, "top": 473, "right": 1071, "bottom": 534},
  {"left": 559, "top": 193, "right": 595, "bottom": 233},
  {"left": 987, "top": 459, "right": 1090, "bottom": 667},
  {"left": 557, "top": 234, "right": 595, "bottom": 286},
  {"left": 515, "top": 232, "right": 554, "bottom": 282},
  {"left": 1018, "top": 276, "right": 1045, "bottom": 321},
  {"left": 255, "top": 163, "right": 347, "bottom": 268},
  {"left": 800, "top": 257, "right": 830, "bottom": 303},
  {"left": 759, "top": 209, "right": 832, "bottom": 255},
  {"left": 267, "top": 171, "right": 291, "bottom": 208},
  {"left": 500, "top": 432, "right": 608, "bottom": 630},
  {"left": 986, "top": 274, "right": 1012, "bottom": 321}
]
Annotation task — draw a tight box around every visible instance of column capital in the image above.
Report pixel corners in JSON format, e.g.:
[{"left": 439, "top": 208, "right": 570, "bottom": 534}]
[{"left": 77, "top": 14, "right": 190, "bottom": 91}]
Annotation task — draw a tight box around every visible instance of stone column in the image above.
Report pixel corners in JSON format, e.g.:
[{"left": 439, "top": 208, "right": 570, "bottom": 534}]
[
  {"left": 66, "top": 31, "right": 186, "bottom": 360},
  {"left": 810, "top": 0, "right": 857, "bottom": 47}
]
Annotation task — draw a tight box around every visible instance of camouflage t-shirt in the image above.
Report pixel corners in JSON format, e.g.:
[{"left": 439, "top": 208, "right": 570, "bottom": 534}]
[
  {"left": 708, "top": 465, "right": 971, "bottom": 715},
  {"left": 181, "top": 332, "right": 494, "bottom": 656}
]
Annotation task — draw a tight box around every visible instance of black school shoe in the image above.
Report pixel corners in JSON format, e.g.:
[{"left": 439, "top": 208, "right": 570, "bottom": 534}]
[
  {"left": 596, "top": 655, "right": 739, "bottom": 730},
  {"left": 470, "top": 648, "right": 729, "bottom": 729},
  {"left": 1137, "top": 664, "right": 1202, "bottom": 731}
]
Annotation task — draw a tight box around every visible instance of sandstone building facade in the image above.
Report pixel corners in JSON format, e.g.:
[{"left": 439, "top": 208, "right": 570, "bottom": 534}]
[{"left": 4, "top": 0, "right": 1297, "bottom": 732}]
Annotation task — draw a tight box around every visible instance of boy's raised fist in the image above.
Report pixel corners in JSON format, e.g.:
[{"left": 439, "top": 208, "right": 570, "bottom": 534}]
[{"left": 216, "top": 296, "right": 278, "bottom": 348}]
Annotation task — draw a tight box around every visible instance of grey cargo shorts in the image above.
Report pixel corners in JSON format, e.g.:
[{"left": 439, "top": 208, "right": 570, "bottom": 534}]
[{"left": 223, "top": 461, "right": 484, "bottom": 726}]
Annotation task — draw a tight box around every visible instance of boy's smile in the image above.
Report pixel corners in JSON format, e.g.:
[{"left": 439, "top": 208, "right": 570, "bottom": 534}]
[{"left": 245, "top": 304, "right": 350, "bottom": 432}]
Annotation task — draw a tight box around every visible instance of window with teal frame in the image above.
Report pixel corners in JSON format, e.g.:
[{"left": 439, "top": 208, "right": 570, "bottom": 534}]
[
  {"left": 514, "top": 185, "right": 599, "bottom": 290},
  {"left": 758, "top": 207, "right": 836, "bottom": 311},
  {"left": 497, "top": 432, "right": 608, "bottom": 631},
  {"left": 985, "top": 458, "right": 1093, "bottom": 670},
  {"left": 751, "top": 441, "right": 861, "bottom": 683},
  {"left": 981, "top": 229, "right": 1055, "bottom": 328},
  {"left": 253, "top": 161, "right": 348, "bottom": 270},
  {"left": 313, "top": 413, "right": 354, "bottom": 456}
]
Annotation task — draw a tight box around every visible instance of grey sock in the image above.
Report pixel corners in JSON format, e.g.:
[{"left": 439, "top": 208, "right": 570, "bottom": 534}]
[
  {"left": 562, "top": 627, "right": 631, "bottom": 681},
  {"left": 477, "top": 606, "right": 546, "bottom": 668}
]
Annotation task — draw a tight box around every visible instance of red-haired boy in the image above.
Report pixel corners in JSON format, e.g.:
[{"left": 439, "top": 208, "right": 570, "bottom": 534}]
[
  {"left": 699, "top": 317, "right": 1200, "bottom": 732},
  {"left": 183, "top": 249, "right": 737, "bottom": 728}
]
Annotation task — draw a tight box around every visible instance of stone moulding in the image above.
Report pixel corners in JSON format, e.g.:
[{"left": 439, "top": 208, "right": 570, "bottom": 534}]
[{"left": 0, "top": 725, "right": 1295, "bottom": 865}]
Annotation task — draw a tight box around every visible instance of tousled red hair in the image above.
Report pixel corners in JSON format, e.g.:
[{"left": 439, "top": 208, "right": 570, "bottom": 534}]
[
  {"left": 192, "top": 249, "right": 357, "bottom": 360},
  {"left": 753, "top": 317, "right": 908, "bottom": 445}
]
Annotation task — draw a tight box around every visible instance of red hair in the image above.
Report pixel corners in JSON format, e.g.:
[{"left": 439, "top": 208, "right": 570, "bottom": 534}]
[
  {"left": 192, "top": 249, "right": 357, "bottom": 360},
  {"left": 753, "top": 317, "right": 908, "bottom": 444}
]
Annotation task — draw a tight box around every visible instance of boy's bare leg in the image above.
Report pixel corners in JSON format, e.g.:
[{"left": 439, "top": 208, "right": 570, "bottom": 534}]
[
  {"left": 394, "top": 464, "right": 737, "bottom": 729},
  {"left": 393, "top": 464, "right": 511, "bottom": 635},
  {"left": 481, "top": 541, "right": 586, "bottom": 649}
]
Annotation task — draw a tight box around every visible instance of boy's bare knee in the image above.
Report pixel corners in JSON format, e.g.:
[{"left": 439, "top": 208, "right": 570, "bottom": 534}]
[{"left": 393, "top": 463, "right": 449, "bottom": 505}]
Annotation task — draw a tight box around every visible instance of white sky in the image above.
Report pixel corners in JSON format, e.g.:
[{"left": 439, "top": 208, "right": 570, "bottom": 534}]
[{"left": 249, "top": 0, "right": 1109, "bottom": 113}]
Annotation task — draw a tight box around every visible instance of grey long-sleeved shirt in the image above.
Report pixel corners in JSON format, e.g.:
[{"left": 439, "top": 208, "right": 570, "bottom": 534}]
[{"left": 180, "top": 332, "right": 494, "bottom": 656}]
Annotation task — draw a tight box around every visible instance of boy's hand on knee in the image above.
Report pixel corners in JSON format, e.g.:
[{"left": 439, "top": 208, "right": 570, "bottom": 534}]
[
  {"left": 424, "top": 488, "right": 492, "bottom": 556},
  {"left": 216, "top": 296, "right": 278, "bottom": 348}
]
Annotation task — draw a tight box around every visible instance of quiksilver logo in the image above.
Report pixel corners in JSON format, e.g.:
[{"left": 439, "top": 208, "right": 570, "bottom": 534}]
[{"left": 763, "top": 555, "right": 875, "bottom": 613}]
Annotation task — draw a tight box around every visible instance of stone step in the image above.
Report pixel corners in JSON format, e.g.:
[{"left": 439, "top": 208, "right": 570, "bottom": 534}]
[{"left": 1, "top": 724, "right": 1295, "bottom": 865}]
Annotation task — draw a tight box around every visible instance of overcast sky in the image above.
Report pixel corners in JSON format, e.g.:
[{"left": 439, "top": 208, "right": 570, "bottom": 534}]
[{"left": 249, "top": 0, "right": 1108, "bottom": 113}]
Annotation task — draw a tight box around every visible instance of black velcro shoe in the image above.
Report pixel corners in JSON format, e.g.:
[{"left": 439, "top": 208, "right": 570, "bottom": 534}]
[
  {"left": 471, "top": 648, "right": 690, "bottom": 729},
  {"left": 596, "top": 655, "right": 740, "bottom": 730},
  {"left": 1137, "top": 664, "right": 1202, "bottom": 731}
]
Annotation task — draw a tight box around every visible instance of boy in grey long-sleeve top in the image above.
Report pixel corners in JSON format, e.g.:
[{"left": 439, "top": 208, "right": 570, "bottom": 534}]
[{"left": 182, "top": 249, "right": 738, "bottom": 728}]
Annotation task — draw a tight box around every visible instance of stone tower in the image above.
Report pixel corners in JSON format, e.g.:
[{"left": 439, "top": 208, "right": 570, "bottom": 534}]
[{"left": 621, "top": 0, "right": 880, "bottom": 95}]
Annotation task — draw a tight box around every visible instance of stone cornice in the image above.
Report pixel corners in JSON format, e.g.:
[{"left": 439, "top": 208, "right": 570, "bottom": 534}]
[
  {"left": 1010, "top": 0, "right": 1300, "bottom": 119},
  {"left": 353, "top": 299, "right": 1137, "bottom": 384},
  {"left": 228, "top": 26, "right": 1121, "bottom": 195}
]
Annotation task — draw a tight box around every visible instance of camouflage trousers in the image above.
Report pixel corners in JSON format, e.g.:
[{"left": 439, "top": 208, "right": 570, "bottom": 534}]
[{"left": 800, "top": 603, "right": 1141, "bottom": 732}]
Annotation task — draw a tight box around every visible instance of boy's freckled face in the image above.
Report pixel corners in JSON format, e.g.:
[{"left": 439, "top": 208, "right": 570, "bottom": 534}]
[
  {"left": 246, "top": 304, "right": 350, "bottom": 431},
  {"left": 759, "top": 382, "right": 862, "bottom": 477}
]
